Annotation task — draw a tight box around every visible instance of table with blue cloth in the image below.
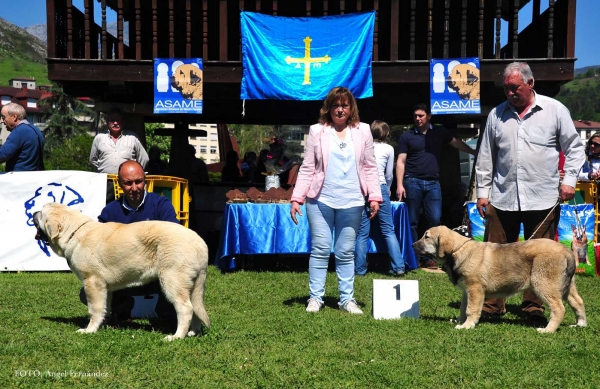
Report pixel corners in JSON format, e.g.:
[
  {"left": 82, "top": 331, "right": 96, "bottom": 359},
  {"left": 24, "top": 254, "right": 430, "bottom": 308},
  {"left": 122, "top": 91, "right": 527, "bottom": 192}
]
[{"left": 215, "top": 202, "right": 417, "bottom": 271}]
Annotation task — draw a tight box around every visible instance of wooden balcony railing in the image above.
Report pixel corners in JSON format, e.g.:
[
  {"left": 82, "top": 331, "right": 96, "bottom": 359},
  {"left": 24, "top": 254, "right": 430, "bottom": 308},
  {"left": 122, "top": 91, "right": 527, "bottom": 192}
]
[{"left": 46, "top": 0, "right": 575, "bottom": 63}]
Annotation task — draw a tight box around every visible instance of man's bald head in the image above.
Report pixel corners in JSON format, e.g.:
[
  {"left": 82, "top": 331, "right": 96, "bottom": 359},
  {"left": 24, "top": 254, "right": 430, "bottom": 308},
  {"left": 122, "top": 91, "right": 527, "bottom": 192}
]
[
  {"left": 117, "top": 160, "right": 146, "bottom": 208},
  {"left": 118, "top": 160, "right": 145, "bottom": 179}
]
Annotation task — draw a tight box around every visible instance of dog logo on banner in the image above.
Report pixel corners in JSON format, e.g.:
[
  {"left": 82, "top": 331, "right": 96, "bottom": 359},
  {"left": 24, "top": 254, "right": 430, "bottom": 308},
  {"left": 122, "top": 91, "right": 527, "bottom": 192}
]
[
  {"left": 25, "top": 183, "right": 84, "bottom": 257},
  {"left": 154, "top": 58, "right": 203, "bottom": 114},
  {"left": 431, "top": 58, "right": 481, "bottom": 115}
]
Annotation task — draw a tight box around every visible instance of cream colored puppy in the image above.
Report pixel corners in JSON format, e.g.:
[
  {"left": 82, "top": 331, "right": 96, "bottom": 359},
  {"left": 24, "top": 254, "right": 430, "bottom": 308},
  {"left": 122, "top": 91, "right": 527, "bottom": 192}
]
[{"left": 33, "top": 202, "right": 210, "bottom": 341}]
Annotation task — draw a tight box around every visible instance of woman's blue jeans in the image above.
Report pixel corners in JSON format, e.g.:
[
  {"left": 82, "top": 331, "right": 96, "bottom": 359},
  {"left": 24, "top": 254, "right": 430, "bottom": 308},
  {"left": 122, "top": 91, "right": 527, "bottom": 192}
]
[
  {"left": 403, "top": 177, "right": 442, "bottom": 257},
  {"left": 306, "top": 199, "right": 363, "bottom": 304},
  {"left": 355, "top": 184, "right": 405, "bottom": 274}
]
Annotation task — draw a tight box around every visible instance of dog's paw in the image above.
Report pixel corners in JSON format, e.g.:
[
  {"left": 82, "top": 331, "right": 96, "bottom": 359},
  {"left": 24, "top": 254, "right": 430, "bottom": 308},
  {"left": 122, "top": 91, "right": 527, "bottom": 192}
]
[
  {"left": 455, "top": 322, "right": 476, "bottom": 330},
  {"left": 187, "top": 330, "right": 198, "bottom": 337},
  {"left": 536, "top": 327, "right": 553, "bottom": 333},
  {"left": 163, "top": 334, "right": 185, "bottom": 341},
  {"left": 76, "top": 328, "right": 93, "bottom": 334}
]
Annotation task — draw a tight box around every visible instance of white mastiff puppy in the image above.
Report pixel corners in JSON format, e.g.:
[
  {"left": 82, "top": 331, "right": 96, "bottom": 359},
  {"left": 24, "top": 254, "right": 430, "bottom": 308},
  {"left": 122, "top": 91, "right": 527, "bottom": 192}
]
[{"left": 33, "top": 202, "right": 210, "bottom": 341}]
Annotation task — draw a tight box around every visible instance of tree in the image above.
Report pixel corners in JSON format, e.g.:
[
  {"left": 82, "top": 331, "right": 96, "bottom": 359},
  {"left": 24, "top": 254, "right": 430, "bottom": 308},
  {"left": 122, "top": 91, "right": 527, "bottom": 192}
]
[
  {"left": 44, "top": 132, "right": 95, "bottom": 171},
  {"left": 227, "top": 124, "right": 274, "bottom": 158},
  {"left": 585, "top": 68, "right": 596, "bottom": 78},
  {"left": 145, "top": 123, "right": 171, "bottom": 163},
  {"left": 41, "top": 82, "right": 93, "bottom": 151}
]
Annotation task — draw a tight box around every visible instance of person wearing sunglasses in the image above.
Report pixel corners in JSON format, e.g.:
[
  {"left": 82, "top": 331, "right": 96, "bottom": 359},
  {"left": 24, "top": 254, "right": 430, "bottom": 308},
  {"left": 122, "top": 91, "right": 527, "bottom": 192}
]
[{"left": 579, "top": 134, "right": 600, "bottom": 182}]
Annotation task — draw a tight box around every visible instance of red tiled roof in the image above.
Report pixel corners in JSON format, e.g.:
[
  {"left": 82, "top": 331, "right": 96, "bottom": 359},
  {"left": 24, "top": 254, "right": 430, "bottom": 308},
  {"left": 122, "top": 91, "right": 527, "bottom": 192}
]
[{"left": 573, "top": 119, "right": 600, "bottom": 129}]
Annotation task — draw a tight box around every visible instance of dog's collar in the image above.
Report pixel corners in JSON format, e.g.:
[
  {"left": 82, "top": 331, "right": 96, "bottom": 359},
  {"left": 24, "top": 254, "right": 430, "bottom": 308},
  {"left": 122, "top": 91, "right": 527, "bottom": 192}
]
[
  {"left": 454, "top": 238, "right": 472, "bottom": 253},
  {"left": 67, "top": 221, "right": 91, "bottom": 241}
]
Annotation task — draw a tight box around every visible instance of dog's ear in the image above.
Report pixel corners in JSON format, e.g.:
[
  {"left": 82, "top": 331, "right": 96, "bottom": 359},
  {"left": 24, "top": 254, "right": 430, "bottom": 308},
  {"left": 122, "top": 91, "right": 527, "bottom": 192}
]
[
  {"left": 466, "top": 68, "right": 479, "bottom": 85},
  {"left": 189, "top": 69, "right": 202, "bottom": 84},
  {"left": 44, "top": 216, "right": 63, "bottom": 244},
  {"left": 436, "top": 228, "right": 450, "bottom": 257}
]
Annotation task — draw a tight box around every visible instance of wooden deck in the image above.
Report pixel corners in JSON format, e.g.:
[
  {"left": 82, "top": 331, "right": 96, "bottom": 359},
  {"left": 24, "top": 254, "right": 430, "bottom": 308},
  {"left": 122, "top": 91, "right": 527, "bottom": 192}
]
[{"left": 46, "top": 0, "right": 577, "bottom": 125}]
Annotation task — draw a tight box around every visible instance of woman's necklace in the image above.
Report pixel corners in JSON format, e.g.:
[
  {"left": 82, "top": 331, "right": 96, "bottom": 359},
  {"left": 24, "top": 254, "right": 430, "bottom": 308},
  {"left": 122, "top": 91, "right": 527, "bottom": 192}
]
[{"left": 334, "top": 127, "right": 348, "bottom": 150}]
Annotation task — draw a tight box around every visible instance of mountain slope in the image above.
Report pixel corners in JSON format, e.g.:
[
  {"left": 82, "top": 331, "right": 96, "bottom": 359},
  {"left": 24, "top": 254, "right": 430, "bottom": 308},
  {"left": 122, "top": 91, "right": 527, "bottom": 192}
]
[
  {"left": 0, "top": 17, "right": 49, "bottom": 86},
  {"left": 0, "top": 17, "right": 46, "bottom": 63},
  {"left": 25, "top": 24, "right": 47, "bottom": 44}
]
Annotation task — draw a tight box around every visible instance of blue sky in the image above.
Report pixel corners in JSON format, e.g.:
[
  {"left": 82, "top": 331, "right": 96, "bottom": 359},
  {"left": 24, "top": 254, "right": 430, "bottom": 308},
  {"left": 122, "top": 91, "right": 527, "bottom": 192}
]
[{"left": 3, "top": 0, "right": 599, "bottom": 68}]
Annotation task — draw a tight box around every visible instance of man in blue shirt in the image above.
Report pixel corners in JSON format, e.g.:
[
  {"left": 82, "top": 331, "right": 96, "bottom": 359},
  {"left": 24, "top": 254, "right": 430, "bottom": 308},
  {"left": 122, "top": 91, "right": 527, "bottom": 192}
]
[
  {"left": 80, "top": 160, "right": 180, "bottom": 322},
  {"left": 0, "top": 103, "right": 44, "bottom": 172},
  {"left": 396, "top": 103, "right": 475, "bottom": 268}
]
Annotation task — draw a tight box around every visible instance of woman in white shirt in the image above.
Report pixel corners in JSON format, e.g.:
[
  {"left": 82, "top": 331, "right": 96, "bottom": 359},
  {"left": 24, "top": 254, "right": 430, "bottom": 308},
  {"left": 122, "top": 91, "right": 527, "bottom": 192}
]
[
  {"left": 354, "top": 121, "right": 406, "bottom": 276},
  {"left": 290, "top": 87, "right": 382, "bottom": 314}
]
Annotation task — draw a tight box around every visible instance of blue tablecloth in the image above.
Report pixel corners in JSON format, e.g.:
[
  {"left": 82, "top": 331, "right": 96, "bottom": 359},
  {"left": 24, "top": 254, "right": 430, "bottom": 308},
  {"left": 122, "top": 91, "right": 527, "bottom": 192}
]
[{"left": 215, "top": 202, "right": 417, "bottom": 270}]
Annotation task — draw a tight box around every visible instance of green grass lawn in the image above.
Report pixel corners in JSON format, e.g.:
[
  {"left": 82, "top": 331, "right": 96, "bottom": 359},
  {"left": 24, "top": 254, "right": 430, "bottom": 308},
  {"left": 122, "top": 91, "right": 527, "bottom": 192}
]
[
  {"left": 1, "top": 265, "right": 598, "bottom": 388},
  {"left": 0, "top": 58, "right": 50, "bottom": 86}
]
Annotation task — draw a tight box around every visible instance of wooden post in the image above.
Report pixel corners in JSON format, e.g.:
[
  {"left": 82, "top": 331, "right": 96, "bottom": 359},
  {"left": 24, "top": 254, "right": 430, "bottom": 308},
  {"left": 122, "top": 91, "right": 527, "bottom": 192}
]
[
  {"left": 117, "top": 0, "right": 124, "bottom": 59},
  {"left": 220, "top": 0, "right": 227, "bottom": 61},
  {"left": 390, "top": 0, "right": 399, "bottom": 61},
  {"left": 46, "top": 0, "right": 56, "bottom": 58},
  {"left": 135, "top": 0, "right": 142, "bottom": 60},
  {"left": 152, "top": 0, "right": 158, "bottom": 58},
  {"left": 169, "top": 0, "right": 175, "bottom": 57},
  {"left": 67, "top": 0, "right": 73, "bottom": 59},
  {"left": 101, "top": 0, "right": 107, "bottom": 59}
]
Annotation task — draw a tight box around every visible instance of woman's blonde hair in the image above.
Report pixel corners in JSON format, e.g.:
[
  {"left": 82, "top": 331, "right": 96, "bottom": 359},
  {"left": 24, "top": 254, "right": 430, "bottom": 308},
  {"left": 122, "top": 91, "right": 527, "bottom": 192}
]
[{"left": 318, "top": 86, "right": 360, "bottom": 127}]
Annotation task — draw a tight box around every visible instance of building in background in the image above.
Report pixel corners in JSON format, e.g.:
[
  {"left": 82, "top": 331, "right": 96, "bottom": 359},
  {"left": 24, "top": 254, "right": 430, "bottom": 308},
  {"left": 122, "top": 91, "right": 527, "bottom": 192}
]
[
  {"left": 162, "top": 123, "right": 220, "bottom": 163},
  {"left": 189, "top": 123, "right": 220, "bottom": 163},
  {"left": 0, "top": 78, "right": 52, "bottom": 145},
  {"left": 573, "top": 119, "right": 600, "bottom": 140}
]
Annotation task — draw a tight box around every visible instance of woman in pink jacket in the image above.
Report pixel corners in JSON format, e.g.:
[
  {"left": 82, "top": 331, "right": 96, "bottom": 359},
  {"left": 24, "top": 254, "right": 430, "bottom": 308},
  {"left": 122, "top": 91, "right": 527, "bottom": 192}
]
[{"left": 290, "top": 86, "right": 382, "bottom": 314}]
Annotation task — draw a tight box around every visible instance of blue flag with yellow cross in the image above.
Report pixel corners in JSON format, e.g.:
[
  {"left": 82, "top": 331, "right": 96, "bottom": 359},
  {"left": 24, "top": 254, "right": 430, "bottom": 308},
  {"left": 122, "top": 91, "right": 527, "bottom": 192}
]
[{"left": 240, "top": 11, "right": 375, "bottom": 100}]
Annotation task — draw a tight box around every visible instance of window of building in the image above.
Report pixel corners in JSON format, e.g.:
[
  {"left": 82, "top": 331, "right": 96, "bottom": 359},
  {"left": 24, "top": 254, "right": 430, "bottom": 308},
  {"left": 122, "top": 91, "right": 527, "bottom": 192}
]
[
  {"left": 1, "top": 96, "right": 10, "bottom": 105},
  {"left": 210, "top": 146, "right": 217, "bottom": 154},
  {"left": 27, "top": 98, "right": 37, "bottom": 108},
  {"left": 210, "top": 132, "right": 218, "bottom": 141},
  {"left": 200, "top": 146, "right": 207, "bottom": 154}
]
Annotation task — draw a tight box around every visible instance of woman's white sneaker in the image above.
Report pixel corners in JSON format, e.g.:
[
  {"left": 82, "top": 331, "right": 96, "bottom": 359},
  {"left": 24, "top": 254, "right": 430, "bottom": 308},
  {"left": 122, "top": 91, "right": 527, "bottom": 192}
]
[
  {"left": 306, "top": 298, "right": 324, "bottom": 312},
  {"left": 339, "top": 299, "right": 363, "bottom": 314}
]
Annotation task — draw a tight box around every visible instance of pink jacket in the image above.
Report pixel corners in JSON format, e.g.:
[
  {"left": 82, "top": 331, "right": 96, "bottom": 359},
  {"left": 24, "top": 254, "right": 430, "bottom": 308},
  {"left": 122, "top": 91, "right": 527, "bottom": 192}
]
[{"left": 291, "top": 122, "right": 383, "bottom": 204}]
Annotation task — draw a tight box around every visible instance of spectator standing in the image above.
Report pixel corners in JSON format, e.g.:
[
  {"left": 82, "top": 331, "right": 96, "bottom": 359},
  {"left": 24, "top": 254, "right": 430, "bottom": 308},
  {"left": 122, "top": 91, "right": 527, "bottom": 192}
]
[
  {"left": 396, "top": 103, "right": 475, "bottom": 268},
  {"left": 221, "top": 150, "right": 242, "bottom": 182},
  {"left": 89, "top": 111, "right": 149, "bottom": 174},
  {"left": 355, "top": 120, "right": 405, "bottom": 276}
]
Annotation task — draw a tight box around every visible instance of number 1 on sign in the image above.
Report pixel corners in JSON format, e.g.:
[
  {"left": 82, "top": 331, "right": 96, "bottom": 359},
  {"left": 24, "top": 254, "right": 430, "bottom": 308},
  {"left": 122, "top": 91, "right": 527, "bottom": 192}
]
[{"left": 393, "top": 284, "right": 401, "bottom": 300}]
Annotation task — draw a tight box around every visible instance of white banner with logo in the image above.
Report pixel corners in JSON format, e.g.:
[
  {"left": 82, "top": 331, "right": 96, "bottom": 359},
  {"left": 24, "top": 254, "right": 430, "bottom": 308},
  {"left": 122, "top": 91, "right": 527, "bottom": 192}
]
[{"left": 0, "top": 171, "right": 107, "bottom": 271}]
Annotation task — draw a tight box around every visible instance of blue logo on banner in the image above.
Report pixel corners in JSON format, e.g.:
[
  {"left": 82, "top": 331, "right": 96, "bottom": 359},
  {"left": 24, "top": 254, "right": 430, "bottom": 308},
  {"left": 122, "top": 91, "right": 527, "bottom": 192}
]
[
  {"left": 430, "top": 58, "right": 480, "bottom": 115},
  {"left": 154, "top": 58, "right": 203, "bottom": 114},
  {"left": 25, "top": 182, "right": 84, "bottom": 257}
]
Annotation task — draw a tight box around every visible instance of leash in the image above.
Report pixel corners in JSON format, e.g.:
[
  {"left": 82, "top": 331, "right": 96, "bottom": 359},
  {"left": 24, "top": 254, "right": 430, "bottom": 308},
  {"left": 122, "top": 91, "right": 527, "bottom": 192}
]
[{"left": 528, "top": 199, "right": 561, "bottom": 240}]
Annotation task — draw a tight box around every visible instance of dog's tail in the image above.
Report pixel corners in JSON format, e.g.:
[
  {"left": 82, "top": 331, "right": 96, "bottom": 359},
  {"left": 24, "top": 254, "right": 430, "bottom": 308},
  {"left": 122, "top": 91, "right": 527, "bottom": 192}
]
[{"left": 191, "top": 269, "right": 211, "bottom": 329}]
